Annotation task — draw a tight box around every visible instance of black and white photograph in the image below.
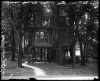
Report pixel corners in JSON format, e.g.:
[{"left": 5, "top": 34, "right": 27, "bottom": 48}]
[{"left": 1, "top": 1, "right": 99, "bottom": 80}]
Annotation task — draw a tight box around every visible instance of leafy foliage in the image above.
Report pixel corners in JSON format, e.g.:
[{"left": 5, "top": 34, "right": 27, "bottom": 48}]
[{"left": 2, "top": 1, "right": 99, "bottom": 60}]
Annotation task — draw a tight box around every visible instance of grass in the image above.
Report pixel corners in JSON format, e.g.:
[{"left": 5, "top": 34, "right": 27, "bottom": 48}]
[
  {"left": 2, "top": 59, "right": 35, "bottom": 79},
  {"left": 2, "top": 52, "right": 98, "bottom": 79},
  {"left": 31, "top": 62, "right": 98, "bottom": 77}
]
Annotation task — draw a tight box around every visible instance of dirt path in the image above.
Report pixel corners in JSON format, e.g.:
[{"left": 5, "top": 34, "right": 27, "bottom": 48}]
[
  {"left": 22, "top": 62, "right": 46, "bottom": 76},
  {"left": 2, "top": 59, "right": 98, "bottom": 80}
]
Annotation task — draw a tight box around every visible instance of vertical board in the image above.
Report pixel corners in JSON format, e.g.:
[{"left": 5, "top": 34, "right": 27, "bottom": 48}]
[
  {"left": 32, "top": 31, "right": 35, "bottom": 45},
  {"left": 49, "top": 30, "right": 52, "bottom": 45}
]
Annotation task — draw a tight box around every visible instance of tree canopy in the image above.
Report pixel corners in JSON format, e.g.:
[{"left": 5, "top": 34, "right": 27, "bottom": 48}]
[{"left": 2, "top": 1, "right": 99, "bottom": 57}]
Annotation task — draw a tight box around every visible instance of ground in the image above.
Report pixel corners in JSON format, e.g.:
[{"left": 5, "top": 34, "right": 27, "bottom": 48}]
[{"left": 1, "top": 53, "right": 98, "bottom": 80}]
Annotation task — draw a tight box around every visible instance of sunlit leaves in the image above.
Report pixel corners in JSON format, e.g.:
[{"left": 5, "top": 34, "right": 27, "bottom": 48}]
[
  {"left": 91, "top": 0, "right": 99, "bottom": 9},
  {"left": 2, "top": 2, "right": 13, "bottom": 35},
  {"left": 93, "top": 18, "right": 99, "bottom": 30},
  {"left": 2, "top": 1, "right": 99, "bottom": 42},
  {"left": 43, "top": 2, "right": 52, "bottom": 15}
]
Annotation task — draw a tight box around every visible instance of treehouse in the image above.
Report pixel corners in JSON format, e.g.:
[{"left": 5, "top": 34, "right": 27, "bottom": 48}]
[
  {"left": 23, "top": 24, "right": 72, "bottom": 63},
  {"left": 25, "top": 26, "right": 54, "bottom": 61}
]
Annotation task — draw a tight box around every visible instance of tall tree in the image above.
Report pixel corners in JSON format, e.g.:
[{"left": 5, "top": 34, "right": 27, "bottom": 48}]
[
  {"left": 77, "top": 1, "right": 99, "bottom": 65},
  {"left": 56, "top": 2, "right": 63, "bottom": 65},
  {"left": 2, "top": 2, "right": 17, "bottom": 61},
  {"left": 10, "top": 5, "right": 15, "bottom": 61},
  {"left": 17, "top": 2, "right": 24, "bottom": 67}
]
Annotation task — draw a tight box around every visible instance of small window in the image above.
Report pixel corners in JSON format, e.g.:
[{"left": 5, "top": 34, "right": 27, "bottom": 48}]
[{"left": 35, "top": 31, "right": 49, "bottom": 45}]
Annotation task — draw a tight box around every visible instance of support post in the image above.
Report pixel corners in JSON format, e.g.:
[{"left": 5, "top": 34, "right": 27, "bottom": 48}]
[
  {"left": 66, "top": 48, "right": 68, "bottom": 62},
  {"left": 35, "top": 48, "right": 36, "bottom": 61},
  {"left": 49, "top": 47, "right": 51, "bottom": 63},
  {"left": 32, "top": 46, "right": 36, "bottom": 62},
  {"left": 40, "top": 48, "right": 42, "bottom": 60},
  {"left": 72, "top": 42, "right": 76, "bottom": 69},
  {"left": 11, "top": 26, "right": 15, "bottom": 61},
  {"left": 44, "top": 48, "right": 45, "bottom": 60},
  {"left": 47, "top": 48, "right": 49, "bottom": 62},
  {"left": 22, "top": 36, "right": 24, "bottom": 58},
  {"left": 79, "top": 38, "right": 85, "bottom": 66},
  {"left": 18, "top": 30, "right": 23, "bottom": 67},
  {"left": 24, "top": 36, "right": 25, "bottom": 55}
]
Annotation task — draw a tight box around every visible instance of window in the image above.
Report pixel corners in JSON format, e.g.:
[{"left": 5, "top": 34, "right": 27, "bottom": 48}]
[{"left": 35, "top": 31, "right": 49, "bottom": 45}]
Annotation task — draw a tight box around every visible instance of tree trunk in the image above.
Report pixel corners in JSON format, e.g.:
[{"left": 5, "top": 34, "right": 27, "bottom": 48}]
[
  {"left": 70, "top": 45, "right": 73, "bottom": 63},
  {"left": 58, "top": 30, "right": 63, "bottom": 65},
  {"left": 86, "top": 41, "right": 88, "bottom": 50},
  {"left": 84, "top": 42, "right": 86, "bottom": 51},
  {"left": 72, "top": 41, "right": 76, "bottom": 68},
  {"left": 33, "top": 6, "right": 35, "bottom": 26},
  {"left": 70, "top": 42, "right": 76, "bottom": 68},
  {"left": 11, "top": 27, "right": 15, "bottom": 61},
  {"left": 24, "top": 36, "right": 25, "bottom": 55},
  {"left": 84, "top": 42, "right": 87, "bottom": 64},
  {"left": 66, "top": 49, "right": 68, "bottom": 62},
  {"left": 10, "top": 8, "right": 15, "bottom": 61},
  {"left": 18, "top": 30, "right": 23, "bottom": 67},
  {"left": 63, "top": 48, "right": 66, "bottom": 66},
  {"left": 56, "top": 4, "right": 63, "bottom": 65},
  {"left": 79, "top": 38, "right": 85, "bottom": 66},
  {"left": 41, "top": 15, "right": 42, "bottom": 27},
  {"left": 22, "top": 36, "right": 24, "bottom": 58}
]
